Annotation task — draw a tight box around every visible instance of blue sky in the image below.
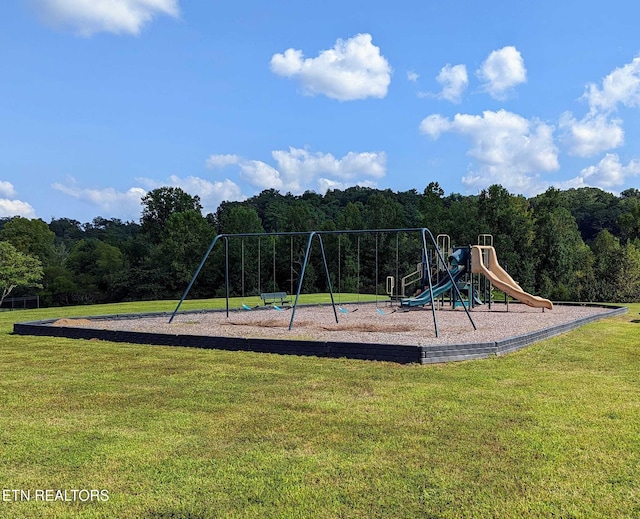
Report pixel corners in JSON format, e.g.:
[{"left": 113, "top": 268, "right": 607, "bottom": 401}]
[{"left": 2, "top": 0, "right": 640, "bottom": 223}]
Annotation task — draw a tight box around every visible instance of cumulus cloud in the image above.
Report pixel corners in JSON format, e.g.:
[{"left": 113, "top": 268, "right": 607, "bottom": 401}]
[
  {"left": 270, "top": 33, "right": 392, "bottom": 101},
  {"left": 53, "top": 179, "right": 147, "bottom": 219},
  {"left": 562, "top": 153, "right": 640, "bottom": 190},
  {"left": 561, "top": 57, "right": 640, "bottom": 157},
  {"left": 583, "top": 57, "right": 640, "bottom": 113},
  {"left": 407, "top": 71, "right": 419, "bottom": 82},
  {"left": 0, "top": 181, "right": 17, "bottom": 198},
  {"left": 477, "top": 46, "right": 527, "bottom": 99},
  {"left": 272, "top": 148, "right": 386, "bottom": 192},
  {"left": 136, "top": 175, "right": 245, "bottom": 214},
  {"left": 209, "top": 147, "right": 386, "bottom": 193},
  {"left": 53, "top": 175, "right": 243, "bottom": 220},
  {"left": 205, "top": 154, "right": 241, "bottom": 169},
  {"left": 435, "top": 64, "right": 468, "bottom": 103},
  {"left": 0, "top": 181, "right": 36, "bottom": 218},
  {"left": 559, "top": 112, "right": 624, "bottom": 157},
  {"left": 0, "top": 200, "right": 36, "bottom": 219},
  {"left": 30, "top": 0, "right": 180, "bottom": 36},
  {"left": 420, "top": 109, "right": 559, "bottom": 195},
  {"left": 419, "top": 114, "right": 453, "bottom": 139},
  {"left": 239, "top": 161, "right": 283, "bottom": 190}
]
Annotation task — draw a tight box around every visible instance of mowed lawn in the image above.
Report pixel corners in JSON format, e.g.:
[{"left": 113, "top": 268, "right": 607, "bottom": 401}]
[{"left": 1, "top": 298, "right": 639, "bottom": 518}]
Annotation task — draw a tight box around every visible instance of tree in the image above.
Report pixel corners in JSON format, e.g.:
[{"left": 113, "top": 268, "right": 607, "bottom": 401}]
[
  {"left": 590, "top": 230, "right": 622, "bottom": 301},
  {"left": 615, "top": 241, "right": 640, "bottom": 302},
  {"left": 65, "top": 239, "right": 126, "bottom": 303},
  {"left": 141, "top": 187, "right": 203, "bottom": 242},
  {"left": 215, "top": 204, "right": 264, "bottom": 234},
  {"left": 420, "top": 182, "right": 446, "bottom": 230},
  {"left": 0, "top": 217, "right": 56, "bottom": 266},
  {"left": 0, "top": 242, "right": 44, "bottom": 306},
  {"left": 364, "top": 192, "right": 403, "bottom": 229},
  {"left": 564, "top": 187, "right": 622, "bottom": 242},
  {"left": 158, "top": 210, "right": 216, "bottom": 290},
  {"left": 532, "top": 195, "right": 592, "bottom": 300},
  {"left": 617, "top": 197, "right": 640, "bottom": 243},
  {"left": 478, "top": 185, "right": 535, "bottom": 290}
]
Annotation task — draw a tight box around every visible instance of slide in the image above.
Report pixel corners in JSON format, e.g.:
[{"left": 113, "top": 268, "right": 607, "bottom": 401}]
[
  {"left": 471, "top": 246, "right": 553, "bottom": 310},
  {"left": 401, "top": 265, "right": 465, "bottom": 307}
]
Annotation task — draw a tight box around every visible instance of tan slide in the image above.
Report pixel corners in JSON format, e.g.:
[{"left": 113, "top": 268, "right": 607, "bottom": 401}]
[{"left": 471, "top": 245, "right": 553, "bottom": 310}]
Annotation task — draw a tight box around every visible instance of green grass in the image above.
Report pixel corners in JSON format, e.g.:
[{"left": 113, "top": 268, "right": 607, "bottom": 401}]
[{"left": 1, "top": 298, "right": 639, "bottom": 518}]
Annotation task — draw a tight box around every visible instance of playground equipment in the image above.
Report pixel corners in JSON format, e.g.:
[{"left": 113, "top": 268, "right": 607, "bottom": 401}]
[
  {"left": 168, "top": 228, "right": 477, "bottom": 336},
  {"left": 471, "top": 245, "right": 553, "bottom": 310},
  {"left": 400, "top": 238, "right": 553, "bottom": 311},
  {"left": 401, "top": 247, "right": 470, "bottom": 308}
]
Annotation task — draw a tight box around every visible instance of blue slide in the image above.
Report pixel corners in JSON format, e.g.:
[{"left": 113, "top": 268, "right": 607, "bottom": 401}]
[{"left": 401, "top": 265, "right": 466, "bottom": 307}]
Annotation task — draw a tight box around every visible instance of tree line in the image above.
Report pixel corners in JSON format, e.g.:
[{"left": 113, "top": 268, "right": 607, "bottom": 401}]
[{"left": 2, "top": 183, "right": 640, "bottom": 307}]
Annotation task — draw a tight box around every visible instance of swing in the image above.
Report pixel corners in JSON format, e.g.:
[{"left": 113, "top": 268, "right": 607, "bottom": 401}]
[
  {"left": 240, "top": 239, "right": 252, "bottom": 310},
  {"left": 336, "top": 235, "right": 349, "bottom": 314},
  {"left": 375, "top": 232, "right": 396, "bottom": 316},
  {"left": 269, "top": 236, "right": 292, "bottom": 311}
]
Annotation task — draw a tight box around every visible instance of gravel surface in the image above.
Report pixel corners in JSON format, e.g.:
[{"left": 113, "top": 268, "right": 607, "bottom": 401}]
[{"left": 67, "top": 302, "right": 615, "bottom": 346}]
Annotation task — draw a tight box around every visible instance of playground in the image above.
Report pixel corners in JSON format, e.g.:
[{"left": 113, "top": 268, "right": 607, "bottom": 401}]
[
  {"left": 53, "top": 300, "right": 615, "bottom": 347},
  {"left": 15, "top": 227, "right": 626, "bottom": 363}
]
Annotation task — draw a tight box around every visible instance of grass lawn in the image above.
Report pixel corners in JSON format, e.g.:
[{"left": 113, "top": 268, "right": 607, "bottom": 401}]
[{"left": 1, "top": 298, "right": 639, "bottom": 518}]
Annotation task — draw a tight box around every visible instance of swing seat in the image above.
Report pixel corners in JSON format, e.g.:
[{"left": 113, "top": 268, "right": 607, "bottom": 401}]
[
  {"left": 242, "top": 304, "right": 253, "bottom": 311},
  {"left": 338, "top": 306, "right": 349, "bottom": 314}
]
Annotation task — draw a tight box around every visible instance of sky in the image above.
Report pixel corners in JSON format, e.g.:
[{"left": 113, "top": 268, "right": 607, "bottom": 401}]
[{"left": 2, "top": 0, "right": 640, "bottom": 223}]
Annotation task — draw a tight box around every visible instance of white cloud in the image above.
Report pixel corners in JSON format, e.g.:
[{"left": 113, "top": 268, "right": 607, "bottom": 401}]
[
  {"left": 270, "top": 33, "right": 392, "bottom": 101},
  {"left": 136, "top": 175, "right": 245, "bottom": 214},
  {"left": 205, "top": 154, "right": 241, "bottom": 169},
  {"left": 210, "top": 147, "right": 386, "bottom": 194},
  {"left": 53, "top": 175, "right": 243, "bottom": 219},
  {"left": 0, "top": 200, "right": 36, "bottom": 219},
  {"left": 564, "top": 153, "right": 640, "bottom": 190},
  {"left": 560, "top": 56, "right": 640, "bottom": 157},
  {"left": 436, "top": 64, "right": 468, "bottom": 103},
  {"left": 407, "top": 71, "right": 419, "bottom": 82},
  {"left": 0, "top": 181, "right": 17, "bottom": 198},
  {"left": 559, "top": 112, "right": 624, "bottom": 157},
  {"left": 239, "top": 161, "right": 283, "bottom": 190},
  {"left": 0, "top": 181, "right": 36, "bottom": 218},
  {"left": 419, "top": 114, "right": 452, "bottom": 139},
  {"left": 583, "top": 57, "right": 640, "bottom": 113},
  {"left": 31, "top": 0, "right": 180, "bottom": 36},
  {"left": 53, "top": 179, "right": 147, "bottom": 219},
  {"left": 271, "top": 147, "right": 386, "bottom": 192},
  {"left": 420, "top": 109, "right": 559, "bottom": 195},
  {"left": 477, "top": 46, "right": 527, "bottom": 99}
]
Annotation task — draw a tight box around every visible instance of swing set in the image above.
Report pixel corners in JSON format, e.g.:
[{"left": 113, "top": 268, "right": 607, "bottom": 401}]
[{"left": 169, "top": 228, "right": 476, "bottom": 337}]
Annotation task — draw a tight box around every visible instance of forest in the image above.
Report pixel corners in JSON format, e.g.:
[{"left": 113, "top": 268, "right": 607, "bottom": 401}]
[{"left": 2, "top": 182, "right": 640, "bottom": 308}]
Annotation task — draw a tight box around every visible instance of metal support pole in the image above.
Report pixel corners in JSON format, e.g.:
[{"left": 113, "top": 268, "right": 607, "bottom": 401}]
[
  {"left": 317, "top": 234, "right": 338, "bottom": 324},
  {"left": 420, "top": 230, "right": 439, "bottom": 337},
  {"left": 289, "top": 232, "right": 314, "bottom": 330},
  {"left": 225, "top": 236, "right": 230, "bottom": 318},
  {"left": 425, "top": 230, "right": 477, "bottom": 331},
  {"left": 169, "top": 234, "right": 222, "bottom": 323}
]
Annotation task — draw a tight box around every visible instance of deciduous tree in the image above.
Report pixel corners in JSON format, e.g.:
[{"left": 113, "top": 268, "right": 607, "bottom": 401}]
[{"left": 0, "top": 241, "right": 44, "bottom": 306}]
